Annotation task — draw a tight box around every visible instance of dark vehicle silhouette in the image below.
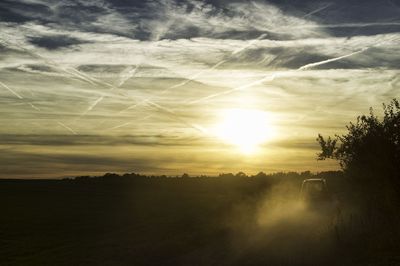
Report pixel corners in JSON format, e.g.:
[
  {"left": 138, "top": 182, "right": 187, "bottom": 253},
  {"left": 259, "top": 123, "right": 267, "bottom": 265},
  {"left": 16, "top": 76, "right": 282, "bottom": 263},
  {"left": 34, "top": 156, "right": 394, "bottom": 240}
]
[{"left": 300, "top": 178, "right": 338, "bottom": 213}]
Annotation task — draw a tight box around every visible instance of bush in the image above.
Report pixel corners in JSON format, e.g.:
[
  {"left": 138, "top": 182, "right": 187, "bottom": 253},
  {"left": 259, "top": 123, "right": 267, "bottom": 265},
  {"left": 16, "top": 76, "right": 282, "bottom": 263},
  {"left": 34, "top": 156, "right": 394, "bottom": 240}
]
[{"left": 317, "top": 99, "right": 400, "bottom": 212}]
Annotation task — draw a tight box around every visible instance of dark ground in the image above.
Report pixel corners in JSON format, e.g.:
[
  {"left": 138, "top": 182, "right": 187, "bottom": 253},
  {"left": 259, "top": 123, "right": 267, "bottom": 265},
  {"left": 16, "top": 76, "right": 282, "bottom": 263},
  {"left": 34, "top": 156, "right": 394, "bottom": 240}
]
[{"left": 1, "top": 174, "right": 399, "bottom": 266}]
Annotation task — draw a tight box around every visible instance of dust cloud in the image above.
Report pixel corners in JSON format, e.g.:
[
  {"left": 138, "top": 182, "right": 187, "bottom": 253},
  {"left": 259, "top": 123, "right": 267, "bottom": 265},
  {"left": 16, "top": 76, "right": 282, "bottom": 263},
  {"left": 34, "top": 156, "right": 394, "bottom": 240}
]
[{"left": 225, "top": 181, "right": 341, "bottom": 266}]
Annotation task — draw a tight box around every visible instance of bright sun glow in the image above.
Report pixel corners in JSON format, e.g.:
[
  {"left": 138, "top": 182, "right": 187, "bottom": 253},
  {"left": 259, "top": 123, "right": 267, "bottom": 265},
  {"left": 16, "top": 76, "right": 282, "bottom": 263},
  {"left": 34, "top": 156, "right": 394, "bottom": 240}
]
[{"left": 214, "top": 109, "right": 276, "bottom": 154}]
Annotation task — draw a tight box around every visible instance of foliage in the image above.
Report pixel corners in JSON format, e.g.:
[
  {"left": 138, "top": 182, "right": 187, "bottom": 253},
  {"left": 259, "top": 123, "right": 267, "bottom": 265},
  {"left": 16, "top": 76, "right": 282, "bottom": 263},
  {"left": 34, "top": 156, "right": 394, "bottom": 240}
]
[{"left": 317, "top": 99, "right": 400, "bottom": 204}]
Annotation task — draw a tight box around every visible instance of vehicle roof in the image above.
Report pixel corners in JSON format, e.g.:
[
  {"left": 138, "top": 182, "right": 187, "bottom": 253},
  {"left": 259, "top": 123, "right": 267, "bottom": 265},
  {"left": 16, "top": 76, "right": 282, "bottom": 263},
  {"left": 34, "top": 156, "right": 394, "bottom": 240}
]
[{"left": 302, "top": 178, "right": 326, "bottom": 182}]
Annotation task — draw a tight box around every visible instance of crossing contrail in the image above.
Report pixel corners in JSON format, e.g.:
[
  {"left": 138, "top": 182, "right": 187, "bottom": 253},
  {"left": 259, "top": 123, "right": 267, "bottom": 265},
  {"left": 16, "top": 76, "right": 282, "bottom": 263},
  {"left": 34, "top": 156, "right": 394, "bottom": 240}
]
[
  {"left": 2, "top": 39, "right": 183, "bottom": 124},
  {"left": 57, "top": 121, "right": 77, "bottom": 135},
  {"left": 188, "top": 73, "right": 280, "bottom": 104},
  {"left": 77, "top": 65, "right": 139, "bottom": 118},
  {"left": 168, "top": 60, "right": 228, "bottom": 90},
  {"left": 1, "top": 37, "right": 99, "bottom": 86},
  {"left": 106, "top": 114, "right": 153, "bottom": 131},
  {"left": 118, "top": 65, "right": 139, "bottom": 87},
  {"left": 189, "top": 46, "right": 371, "bottom": 104},
  {"left": 302, "top": 3, "right": 333, "bottom": 18},
  {"left": 0, "top": 79, "right": 42, "bottom": 111},
  {"left": 0, "top": 35, "right": 210, "bottom": 134},
  {"left": 101, "top": 1, "right": 336, "bottom": 130},
  {"left": 0, "top": 81, "right": 23, "bottom": 99},
  {"left": 169, "top": 33, "right": 268, "bottom": 91},
  {"left": 105, "top": 2, "right": 335, "bottom": 127},
  {"left": 0, "top": 37, "right": 141, "bottom": 113},
  {"left": 116, "top": 102, "right": 143, "bottom": 115},
  {"left": 111, "top": 33, "right": 269, "bottom": 116},
  {"left": 111, "top": 2, "right": 334, "bottom": 115},
  {"left": 1, "top": 41, "right": 81, "bottom": 135},
  {"left": 106, "top": 121, "right": 133, "bottom": 131},
  {"left": 144, "top": 100, "right": 207, "bottom": 133}
]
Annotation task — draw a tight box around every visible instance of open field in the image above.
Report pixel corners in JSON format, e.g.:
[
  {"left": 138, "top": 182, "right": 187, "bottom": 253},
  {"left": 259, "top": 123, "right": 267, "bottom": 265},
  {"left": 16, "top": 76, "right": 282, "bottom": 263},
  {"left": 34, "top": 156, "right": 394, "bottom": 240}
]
[{"left": 1, "top": 173, "right": 399, "bottom": 266}]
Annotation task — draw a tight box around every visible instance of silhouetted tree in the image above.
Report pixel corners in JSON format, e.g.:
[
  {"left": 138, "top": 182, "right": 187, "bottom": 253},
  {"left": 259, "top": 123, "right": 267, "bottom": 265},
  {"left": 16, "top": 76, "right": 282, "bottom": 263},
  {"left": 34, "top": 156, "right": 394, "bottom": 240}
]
[
  {"left": 253, "top": 172, "right": 267, "bottom": 178},
  {"left": 182, "top": 173, "right": 190, "bottom": 178},
  {"left": 317, "top": 99, "right": 400, "bottom": 211},
  {"left": 235, "top": 171, "right": 247, "bottom": 178},
  {"left": 218, "top": 173, "right": 235, "bottom": 178},
  {"left": 103, "top": 173, "right": 120, "bottom": 179},
  {"left": 75, "top": 175, "right": 91, "bottom": 180}
]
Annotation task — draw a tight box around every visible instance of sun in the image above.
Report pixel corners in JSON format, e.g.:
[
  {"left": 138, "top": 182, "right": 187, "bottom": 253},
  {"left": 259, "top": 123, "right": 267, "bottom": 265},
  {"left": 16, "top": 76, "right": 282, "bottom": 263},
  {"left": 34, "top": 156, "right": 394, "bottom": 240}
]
[{"left": 213, "top": 108, "right": 276, "bottom": 154}]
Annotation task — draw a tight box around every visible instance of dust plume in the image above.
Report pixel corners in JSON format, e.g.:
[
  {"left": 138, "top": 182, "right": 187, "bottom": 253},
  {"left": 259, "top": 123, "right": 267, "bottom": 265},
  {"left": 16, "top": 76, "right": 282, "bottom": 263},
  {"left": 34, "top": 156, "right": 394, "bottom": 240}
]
[{"left": 225, "top": 181, "right": 340, "bottom": 265}]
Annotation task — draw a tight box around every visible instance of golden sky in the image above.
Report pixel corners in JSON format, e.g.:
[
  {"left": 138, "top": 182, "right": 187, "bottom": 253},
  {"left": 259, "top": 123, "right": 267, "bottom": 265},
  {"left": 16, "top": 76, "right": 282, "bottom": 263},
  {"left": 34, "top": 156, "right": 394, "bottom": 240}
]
[{"left": 0, "top": 0, "right": 399, "bottom": 178}]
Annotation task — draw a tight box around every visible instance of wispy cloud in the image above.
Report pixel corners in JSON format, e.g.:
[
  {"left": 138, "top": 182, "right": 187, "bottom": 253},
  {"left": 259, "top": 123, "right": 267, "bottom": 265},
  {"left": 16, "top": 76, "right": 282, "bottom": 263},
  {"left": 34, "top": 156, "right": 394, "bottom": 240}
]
[{"left": 188, "top": 45, "right": 375, "bottom": 104}]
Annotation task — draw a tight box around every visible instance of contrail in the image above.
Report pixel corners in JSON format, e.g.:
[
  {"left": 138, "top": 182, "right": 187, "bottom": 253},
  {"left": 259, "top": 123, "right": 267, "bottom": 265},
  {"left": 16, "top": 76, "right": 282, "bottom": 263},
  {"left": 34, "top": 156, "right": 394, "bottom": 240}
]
[
  {"left": 185, "top": 2, "right": 338, "bottom": 104},
  {"left": 232, "top": 33, "right": 268, "bottom": 55},
  {"left": 118, "top": 65, "right": 139, "bottom": 87},
  {"left": 54, "top": 62, "right": 202, "bottom": 132},
  {"left": 190, "top": 47, "right": 371, "bottom": 104},
  {"left": 86, "top": 95, "right": 105, "bottom": 113},
  {"left": 258, "top": 55, "right": 270, "bottom": 64},
  {"left": 71, "top": 73, "right": 148, "bottom": 118},
  {"left": 106, "top": 121, "right": 134, "bottom": 131},
  {"left": 57, "top": 121, "right": 77, "bottom": 135},
  {"left": 299, "top": 22, "right": 400, "bottom": 29},
  {"left": 64, "top": 68, "right": 98, "bottom": 86},
  {"left": 249, "top": 1, "right": 333, "bottom": 35},
  {"left": 6, "top": 40, "right": 165, "bottom": 119},
  {"left": 298, "top": 47, "right": 369, "bottom": 70},
  {"left": 0, "top": 37, "right": 123, "bottom": 113},
  {"left": 1, "top": 38, "right": 91, "bottom": 133},
  {"left": 115, "top": 60, "right": 228, "bottom": 115},
  {"left": 116, "top": 101, "right": 143, "bottom": 115},
  {"left": 144, "top": 100, "right": 207, "bottom": 133},
  {"left": 302, "top": 3, "right": 333, "bottom": 18},
  {"left": 1, "top": 30, "right": 117, "bottom": 89},
  {"left": 106, "top": 114, "right": 153, "bottom": 131},
  {"left": 170, "top": 33, "right": 268, "bottom": 91},
  {"left": 61, "top": 64, "right": 195, "bottom": 130},
  {"left": 70, "top": 95, "right": 106, "bottom": 122},
  {"left": 2, "top": 37, "right": 97, "bottom": 86},
  {"left": 188, "top": 74, "right": 280, "bottom": 104},
  {"left": 102, "top": 1, "right": 334, "bottom": 127},
  {"left": 0, "top": 81, "right": 23, "bottom": 99},
  {"left": 294, "top": 36, "right": 400, "bottom": 123},
  {"left": 0, "top": 78, "right": 42, "bottom": 111},
  {"left": 28, "top": 103, "right": 41, "bottom": 111},
  {"left": 0, "top": 36, "right": 131, "bottom": 114},
  {"left": 111, "top": 33, "right": 269, "bottom": 116},
  {"left": 167, "top": 60, "right": 228, "bottom": 90},
  {"left": 78, "top": 65, "right": 139, "bottom": 117}
]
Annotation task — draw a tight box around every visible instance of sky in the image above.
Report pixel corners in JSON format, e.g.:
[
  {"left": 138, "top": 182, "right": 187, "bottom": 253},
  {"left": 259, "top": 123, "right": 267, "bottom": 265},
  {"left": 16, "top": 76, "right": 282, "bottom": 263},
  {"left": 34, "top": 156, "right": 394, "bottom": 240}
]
[{"left": 0, "top": 0, "right": 399, "bottom": 178}]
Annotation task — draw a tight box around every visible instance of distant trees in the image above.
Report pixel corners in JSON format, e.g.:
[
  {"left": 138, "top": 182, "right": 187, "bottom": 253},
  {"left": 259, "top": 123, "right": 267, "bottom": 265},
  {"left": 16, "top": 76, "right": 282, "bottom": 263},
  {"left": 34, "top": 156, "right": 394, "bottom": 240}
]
[
  {"left": 181, "top": 173, "right": 190, "bottom": 178},
  {"left": 218, "top": 173, "right": 235, "bottom": 178},
  {"left": 317, "top": 99, "right": 400, "bottom": 210},
  {"left": 235, "top": 171, "right": 248, "bottom": 178}
]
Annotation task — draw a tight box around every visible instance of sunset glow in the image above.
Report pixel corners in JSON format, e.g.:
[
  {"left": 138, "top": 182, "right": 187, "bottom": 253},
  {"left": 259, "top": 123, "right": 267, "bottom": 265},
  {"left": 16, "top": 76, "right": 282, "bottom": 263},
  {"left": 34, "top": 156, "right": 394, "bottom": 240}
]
[
  {"left": 214, "top": 109, "right": 276, "bottom": 154},
  {"left": 0, "top": 0, "right": 398, "bottom": 178}
]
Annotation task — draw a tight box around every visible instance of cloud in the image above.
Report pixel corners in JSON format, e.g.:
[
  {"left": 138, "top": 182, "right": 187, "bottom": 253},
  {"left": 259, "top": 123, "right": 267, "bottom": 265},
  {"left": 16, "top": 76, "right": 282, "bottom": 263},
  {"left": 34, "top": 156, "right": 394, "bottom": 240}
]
[
  {"left": 0, "top": 135, "right": 337, "bottom": 178},
  {"left": 0, "top": 0, "right": 399, "bottom": 177},
  {"left": 0, "top": 133, "right": 211, "bottom": 146},
  {"left": 0, "top": 0, "right": 52, "bottom": 23},
  {"left": 27, "top": 34, "right": 89, "bottom": 50}
]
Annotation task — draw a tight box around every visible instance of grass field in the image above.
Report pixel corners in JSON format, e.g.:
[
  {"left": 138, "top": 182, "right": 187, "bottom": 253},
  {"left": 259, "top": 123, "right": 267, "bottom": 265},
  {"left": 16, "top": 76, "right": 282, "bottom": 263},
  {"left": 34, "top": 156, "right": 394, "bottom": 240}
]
[{"left": 1, "top": 174, "right": 399, "bottom": 266}]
